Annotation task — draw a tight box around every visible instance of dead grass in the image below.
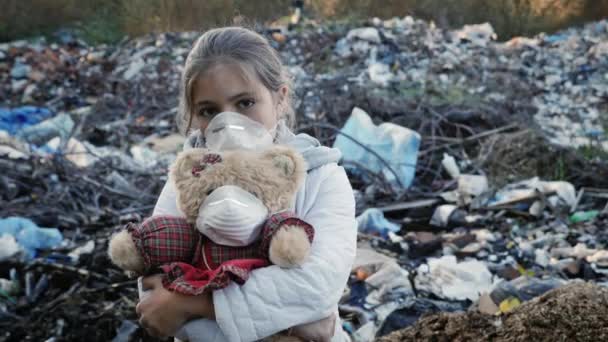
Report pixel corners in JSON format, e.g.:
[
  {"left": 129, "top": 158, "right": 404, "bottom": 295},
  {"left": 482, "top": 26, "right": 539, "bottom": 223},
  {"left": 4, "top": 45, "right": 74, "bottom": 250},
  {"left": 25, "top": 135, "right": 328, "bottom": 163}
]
[{"left": 1, "top": 0, "right": 607, "bottom": 43}]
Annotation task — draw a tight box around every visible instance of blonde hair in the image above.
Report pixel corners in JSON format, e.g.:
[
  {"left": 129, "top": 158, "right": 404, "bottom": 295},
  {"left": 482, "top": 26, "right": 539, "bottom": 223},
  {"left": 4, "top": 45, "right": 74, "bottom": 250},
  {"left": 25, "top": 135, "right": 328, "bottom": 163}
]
[{"left": 177, "top": 26, "right": 295, "bottom": 135}]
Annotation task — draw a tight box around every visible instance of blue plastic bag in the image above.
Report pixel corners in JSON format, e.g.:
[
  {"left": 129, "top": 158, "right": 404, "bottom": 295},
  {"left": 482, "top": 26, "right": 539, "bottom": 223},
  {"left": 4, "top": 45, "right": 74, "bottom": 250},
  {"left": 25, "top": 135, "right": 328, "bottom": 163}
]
[
  {"left": 0, "top": 106, "right": 53, "bottom": 135},
  {"left": 356, "top": 208, "right": 401, "bottom": 238},
  {"left": 16, "top": 113, "right": 74, "bottom": 145},
  {"left": 333, "top": 107, "right": 420, "bottom": 189},
  {"left": 544, "top": 33, "right": 568, "bottom": 44},
  {"left": 0, "top": 217, "right": 63, "bottom": 260}
]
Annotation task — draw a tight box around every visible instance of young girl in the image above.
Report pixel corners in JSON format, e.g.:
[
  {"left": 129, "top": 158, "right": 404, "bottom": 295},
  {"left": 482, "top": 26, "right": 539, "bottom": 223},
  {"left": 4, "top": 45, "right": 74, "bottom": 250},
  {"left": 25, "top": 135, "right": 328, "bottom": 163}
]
[{"left": 135, "top": 27, "right": 357, "bottom": 342}]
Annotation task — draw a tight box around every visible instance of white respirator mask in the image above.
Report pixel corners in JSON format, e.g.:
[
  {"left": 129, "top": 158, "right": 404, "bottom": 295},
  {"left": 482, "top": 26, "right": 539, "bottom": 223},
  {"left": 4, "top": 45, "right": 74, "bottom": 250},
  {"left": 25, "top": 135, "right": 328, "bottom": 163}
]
[
  {"left": 196, "top": 185, "right": 269, "bottom": 246},
  {"left": 204, "top": 111, "right": 277, "bottom": 151}
]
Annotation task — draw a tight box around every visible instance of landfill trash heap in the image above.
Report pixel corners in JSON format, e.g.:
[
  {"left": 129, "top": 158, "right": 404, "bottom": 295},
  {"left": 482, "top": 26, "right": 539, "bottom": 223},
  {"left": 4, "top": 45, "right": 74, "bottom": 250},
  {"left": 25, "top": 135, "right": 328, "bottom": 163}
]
[{"left": 1, "top": 15, "right": 608, "bottom": 342}]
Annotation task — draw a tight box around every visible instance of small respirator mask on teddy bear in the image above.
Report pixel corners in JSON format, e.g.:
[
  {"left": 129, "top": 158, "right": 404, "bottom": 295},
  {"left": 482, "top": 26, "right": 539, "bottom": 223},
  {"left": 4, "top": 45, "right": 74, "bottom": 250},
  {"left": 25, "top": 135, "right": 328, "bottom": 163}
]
[
  {"left": 204, "top": 111, "right": 278, "bottom": 152},
  {"left": 197, "top": 185, "right": 270, "bottom": 246}
]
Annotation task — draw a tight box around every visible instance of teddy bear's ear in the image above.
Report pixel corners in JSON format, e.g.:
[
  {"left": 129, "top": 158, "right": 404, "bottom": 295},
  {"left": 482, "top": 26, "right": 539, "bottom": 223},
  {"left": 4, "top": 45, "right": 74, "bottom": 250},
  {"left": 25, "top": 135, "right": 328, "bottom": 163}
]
[
  {"left": 265, "top": 147, "right": 306, "bottom": 183},
  {"left": 170, "top": 148, "right": 223, "bottom": 183},
  {"left": 171, "top": 148, "right": 205, "bottom": 183},
  {"left": 272, "top": 154, "right": 296, "bottom": 177}
]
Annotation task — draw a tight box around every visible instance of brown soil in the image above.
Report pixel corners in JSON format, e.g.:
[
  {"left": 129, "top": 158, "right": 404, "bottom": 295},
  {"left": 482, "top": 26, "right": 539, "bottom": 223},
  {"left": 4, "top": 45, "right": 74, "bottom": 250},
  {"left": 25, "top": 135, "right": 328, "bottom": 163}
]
[{"left": 377, "top": 282, "right": 608, "bottom": 342}]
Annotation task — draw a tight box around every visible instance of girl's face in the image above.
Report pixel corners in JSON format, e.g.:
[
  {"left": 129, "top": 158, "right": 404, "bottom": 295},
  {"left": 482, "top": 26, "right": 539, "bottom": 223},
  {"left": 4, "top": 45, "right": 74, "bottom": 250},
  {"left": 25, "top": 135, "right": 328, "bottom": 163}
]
[{"left": 190, "top": 63, "right": 287, "bottom": 134}]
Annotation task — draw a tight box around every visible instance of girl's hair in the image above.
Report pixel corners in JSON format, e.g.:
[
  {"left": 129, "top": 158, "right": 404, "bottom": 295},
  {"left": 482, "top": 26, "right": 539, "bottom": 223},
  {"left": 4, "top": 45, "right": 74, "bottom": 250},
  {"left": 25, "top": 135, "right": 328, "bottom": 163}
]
[{"left": 177, "top": 26, "right": 295, "bottom": 135}]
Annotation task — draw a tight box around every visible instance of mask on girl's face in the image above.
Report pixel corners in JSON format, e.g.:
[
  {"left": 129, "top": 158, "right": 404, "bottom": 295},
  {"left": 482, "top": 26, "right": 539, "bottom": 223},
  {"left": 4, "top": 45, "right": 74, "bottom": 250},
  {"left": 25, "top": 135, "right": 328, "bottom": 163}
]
[
  {"left": 204, "top": 112, "right": 277, "bottom": 151},
  {"left": 196, "top": 185, "right": 269, "bottom": 246}
]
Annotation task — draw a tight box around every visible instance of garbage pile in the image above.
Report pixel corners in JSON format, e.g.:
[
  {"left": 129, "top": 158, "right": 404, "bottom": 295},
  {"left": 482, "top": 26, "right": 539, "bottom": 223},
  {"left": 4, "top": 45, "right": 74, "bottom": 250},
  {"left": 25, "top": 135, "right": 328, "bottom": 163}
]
[
  {"left": 283, "top": 18, "right": 608, "bottom": 151},
  {"left": 377, "top": 282, "right": 608, "bottom": 341},
  {"left": 338, "top": 142, "right": 608, "bottom": 340},
  {"left": 1, "top": 15, "right": 608, "bottom": 342}
]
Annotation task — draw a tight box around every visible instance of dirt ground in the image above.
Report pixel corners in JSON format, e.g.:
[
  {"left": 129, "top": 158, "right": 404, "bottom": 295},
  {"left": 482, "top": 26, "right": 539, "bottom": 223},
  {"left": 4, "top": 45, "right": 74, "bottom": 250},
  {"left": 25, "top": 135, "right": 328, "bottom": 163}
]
[{"left": 377, "top": 283, "right": 608, "bottom": 342}]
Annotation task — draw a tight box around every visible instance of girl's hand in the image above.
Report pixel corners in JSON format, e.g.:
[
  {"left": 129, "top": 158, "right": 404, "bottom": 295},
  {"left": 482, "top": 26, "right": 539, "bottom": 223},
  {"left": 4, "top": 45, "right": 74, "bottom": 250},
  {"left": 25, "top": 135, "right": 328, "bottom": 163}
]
[
  {"left": 289, "top": 313, "right": 336, "bottom": 342},
  {"left": 136, "top": 274, "right": 215, "bottom": 338}
]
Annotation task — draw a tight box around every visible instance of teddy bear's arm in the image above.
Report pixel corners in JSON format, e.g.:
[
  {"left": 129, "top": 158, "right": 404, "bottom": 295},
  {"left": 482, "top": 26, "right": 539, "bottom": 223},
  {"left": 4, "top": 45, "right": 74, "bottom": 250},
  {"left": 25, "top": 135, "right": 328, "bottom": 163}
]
[
  {"left": 258, "top": 211, "right": 315, "bottom": 268},
  {"left": 108, "top": 222, "right": 146, "bottom": 275},
  {"left": 108, "top": 216, "right": 200, "bottom": 277}
]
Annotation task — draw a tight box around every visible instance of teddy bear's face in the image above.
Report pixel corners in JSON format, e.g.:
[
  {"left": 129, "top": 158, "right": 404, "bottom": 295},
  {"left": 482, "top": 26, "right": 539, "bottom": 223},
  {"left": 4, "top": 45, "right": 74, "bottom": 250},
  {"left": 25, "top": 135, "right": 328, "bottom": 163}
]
[{"left": 170, "top": 146, "right": 306, "bottom": 224}]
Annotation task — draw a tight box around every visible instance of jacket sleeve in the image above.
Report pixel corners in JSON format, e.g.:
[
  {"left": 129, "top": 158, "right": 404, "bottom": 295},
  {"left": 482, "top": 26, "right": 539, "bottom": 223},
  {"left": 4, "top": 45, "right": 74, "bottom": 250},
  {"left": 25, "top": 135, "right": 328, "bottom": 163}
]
[
  {"left": 152, "top": 178, "right": 183, "bottom": 217},
  {"left": 212, "top": 163, "right": 358, "bottom": 342}
]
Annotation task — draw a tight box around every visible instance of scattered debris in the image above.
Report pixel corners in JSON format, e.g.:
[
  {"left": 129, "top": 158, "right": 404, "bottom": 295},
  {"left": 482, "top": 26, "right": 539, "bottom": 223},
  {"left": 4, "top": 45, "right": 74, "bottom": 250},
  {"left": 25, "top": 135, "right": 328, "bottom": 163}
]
[{"left": 414, "top": 255, "right": 495, "bottom": 301}]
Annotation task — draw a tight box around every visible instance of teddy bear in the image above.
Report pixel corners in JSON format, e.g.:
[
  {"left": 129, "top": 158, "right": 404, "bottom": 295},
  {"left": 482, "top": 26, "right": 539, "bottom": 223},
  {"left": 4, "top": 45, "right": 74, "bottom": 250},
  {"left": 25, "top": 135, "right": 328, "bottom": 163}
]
[{"left": 107, "top": 145, "right": 315, "bottom": 297}]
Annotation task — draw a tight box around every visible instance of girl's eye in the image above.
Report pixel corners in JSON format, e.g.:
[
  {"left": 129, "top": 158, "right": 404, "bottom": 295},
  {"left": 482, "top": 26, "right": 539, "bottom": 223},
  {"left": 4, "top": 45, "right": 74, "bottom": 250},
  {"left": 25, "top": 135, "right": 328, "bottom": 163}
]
[
  {"left": 199, "top": 108, "right": 218, "bottom": 117},
  {"left": 237, "top": 99, "right": 255, "bottom": 109}
]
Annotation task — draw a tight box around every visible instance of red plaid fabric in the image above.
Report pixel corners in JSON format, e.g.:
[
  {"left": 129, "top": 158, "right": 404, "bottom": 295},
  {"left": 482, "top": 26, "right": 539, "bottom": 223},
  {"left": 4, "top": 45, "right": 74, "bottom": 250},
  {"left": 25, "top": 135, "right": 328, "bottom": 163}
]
[
  {"left": 128, "top": 212, "right": 315, "bottom": 295},
  {"left": 161, "top": 236, "right": 269, "bottom": 295},
  {"left": 204, "top": 241, "right": 262, "bottom": 269},
  {"left": 202, "top": 153, "right": 222, "bottom": 165},
  {"left": 259, "top": 211, "right": 315, "bottom": 259},
  {"left": 191, "top": 153, "right": 223, "bottom": 177},
  {"left": 161, "top": 259, "right": 268, "bottom": 295},
  {"left": 127, "top": 216, "right": 200, "bottom": 274}
]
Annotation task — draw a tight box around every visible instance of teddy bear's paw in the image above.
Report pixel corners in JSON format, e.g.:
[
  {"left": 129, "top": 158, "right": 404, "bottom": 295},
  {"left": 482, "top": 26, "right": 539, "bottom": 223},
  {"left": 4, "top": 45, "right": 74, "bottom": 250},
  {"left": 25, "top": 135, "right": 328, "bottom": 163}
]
[
  {"left": 108, "top": 230, "right": 145, "bottom": 275},
  {"left": 269, "top": 226, "right": 311, "bottom": 268}
]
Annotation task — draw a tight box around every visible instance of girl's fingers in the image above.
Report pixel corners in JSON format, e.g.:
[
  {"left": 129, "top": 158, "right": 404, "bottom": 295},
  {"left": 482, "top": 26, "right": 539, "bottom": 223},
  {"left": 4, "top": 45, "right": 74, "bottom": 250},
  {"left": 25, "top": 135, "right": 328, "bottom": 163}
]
[
  {"left": 141, "top": 274, "right": 161, "bottom": 291},
  {"left": 139, "top": 317, "right": 163, "bottom": 339},
  {"left": 135, "top": 300, "right": 143, "bottom": 316}
]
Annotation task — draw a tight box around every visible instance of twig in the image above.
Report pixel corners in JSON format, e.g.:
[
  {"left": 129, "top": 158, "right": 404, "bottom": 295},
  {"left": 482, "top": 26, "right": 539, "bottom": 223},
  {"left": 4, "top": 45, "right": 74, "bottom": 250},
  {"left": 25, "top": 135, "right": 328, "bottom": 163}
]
[
  {"left": 81, "top": 176, "right": 154, "bottom": 200},
  {"left": 419, "top": 123, "right": 519, "bottom": 156},
  {"left": 81, "top": 280, "right": 138, "bottom": 293},
  {"left": 27, "top": 260, "right": 109, "bottom": 281}
]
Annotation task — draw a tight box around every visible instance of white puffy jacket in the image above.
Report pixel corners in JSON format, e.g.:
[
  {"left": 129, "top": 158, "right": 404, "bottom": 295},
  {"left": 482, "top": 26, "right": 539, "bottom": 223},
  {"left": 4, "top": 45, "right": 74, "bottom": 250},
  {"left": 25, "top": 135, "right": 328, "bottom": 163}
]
[{"left": 148, "top": 130, "right": 357, "bottom": 342}]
